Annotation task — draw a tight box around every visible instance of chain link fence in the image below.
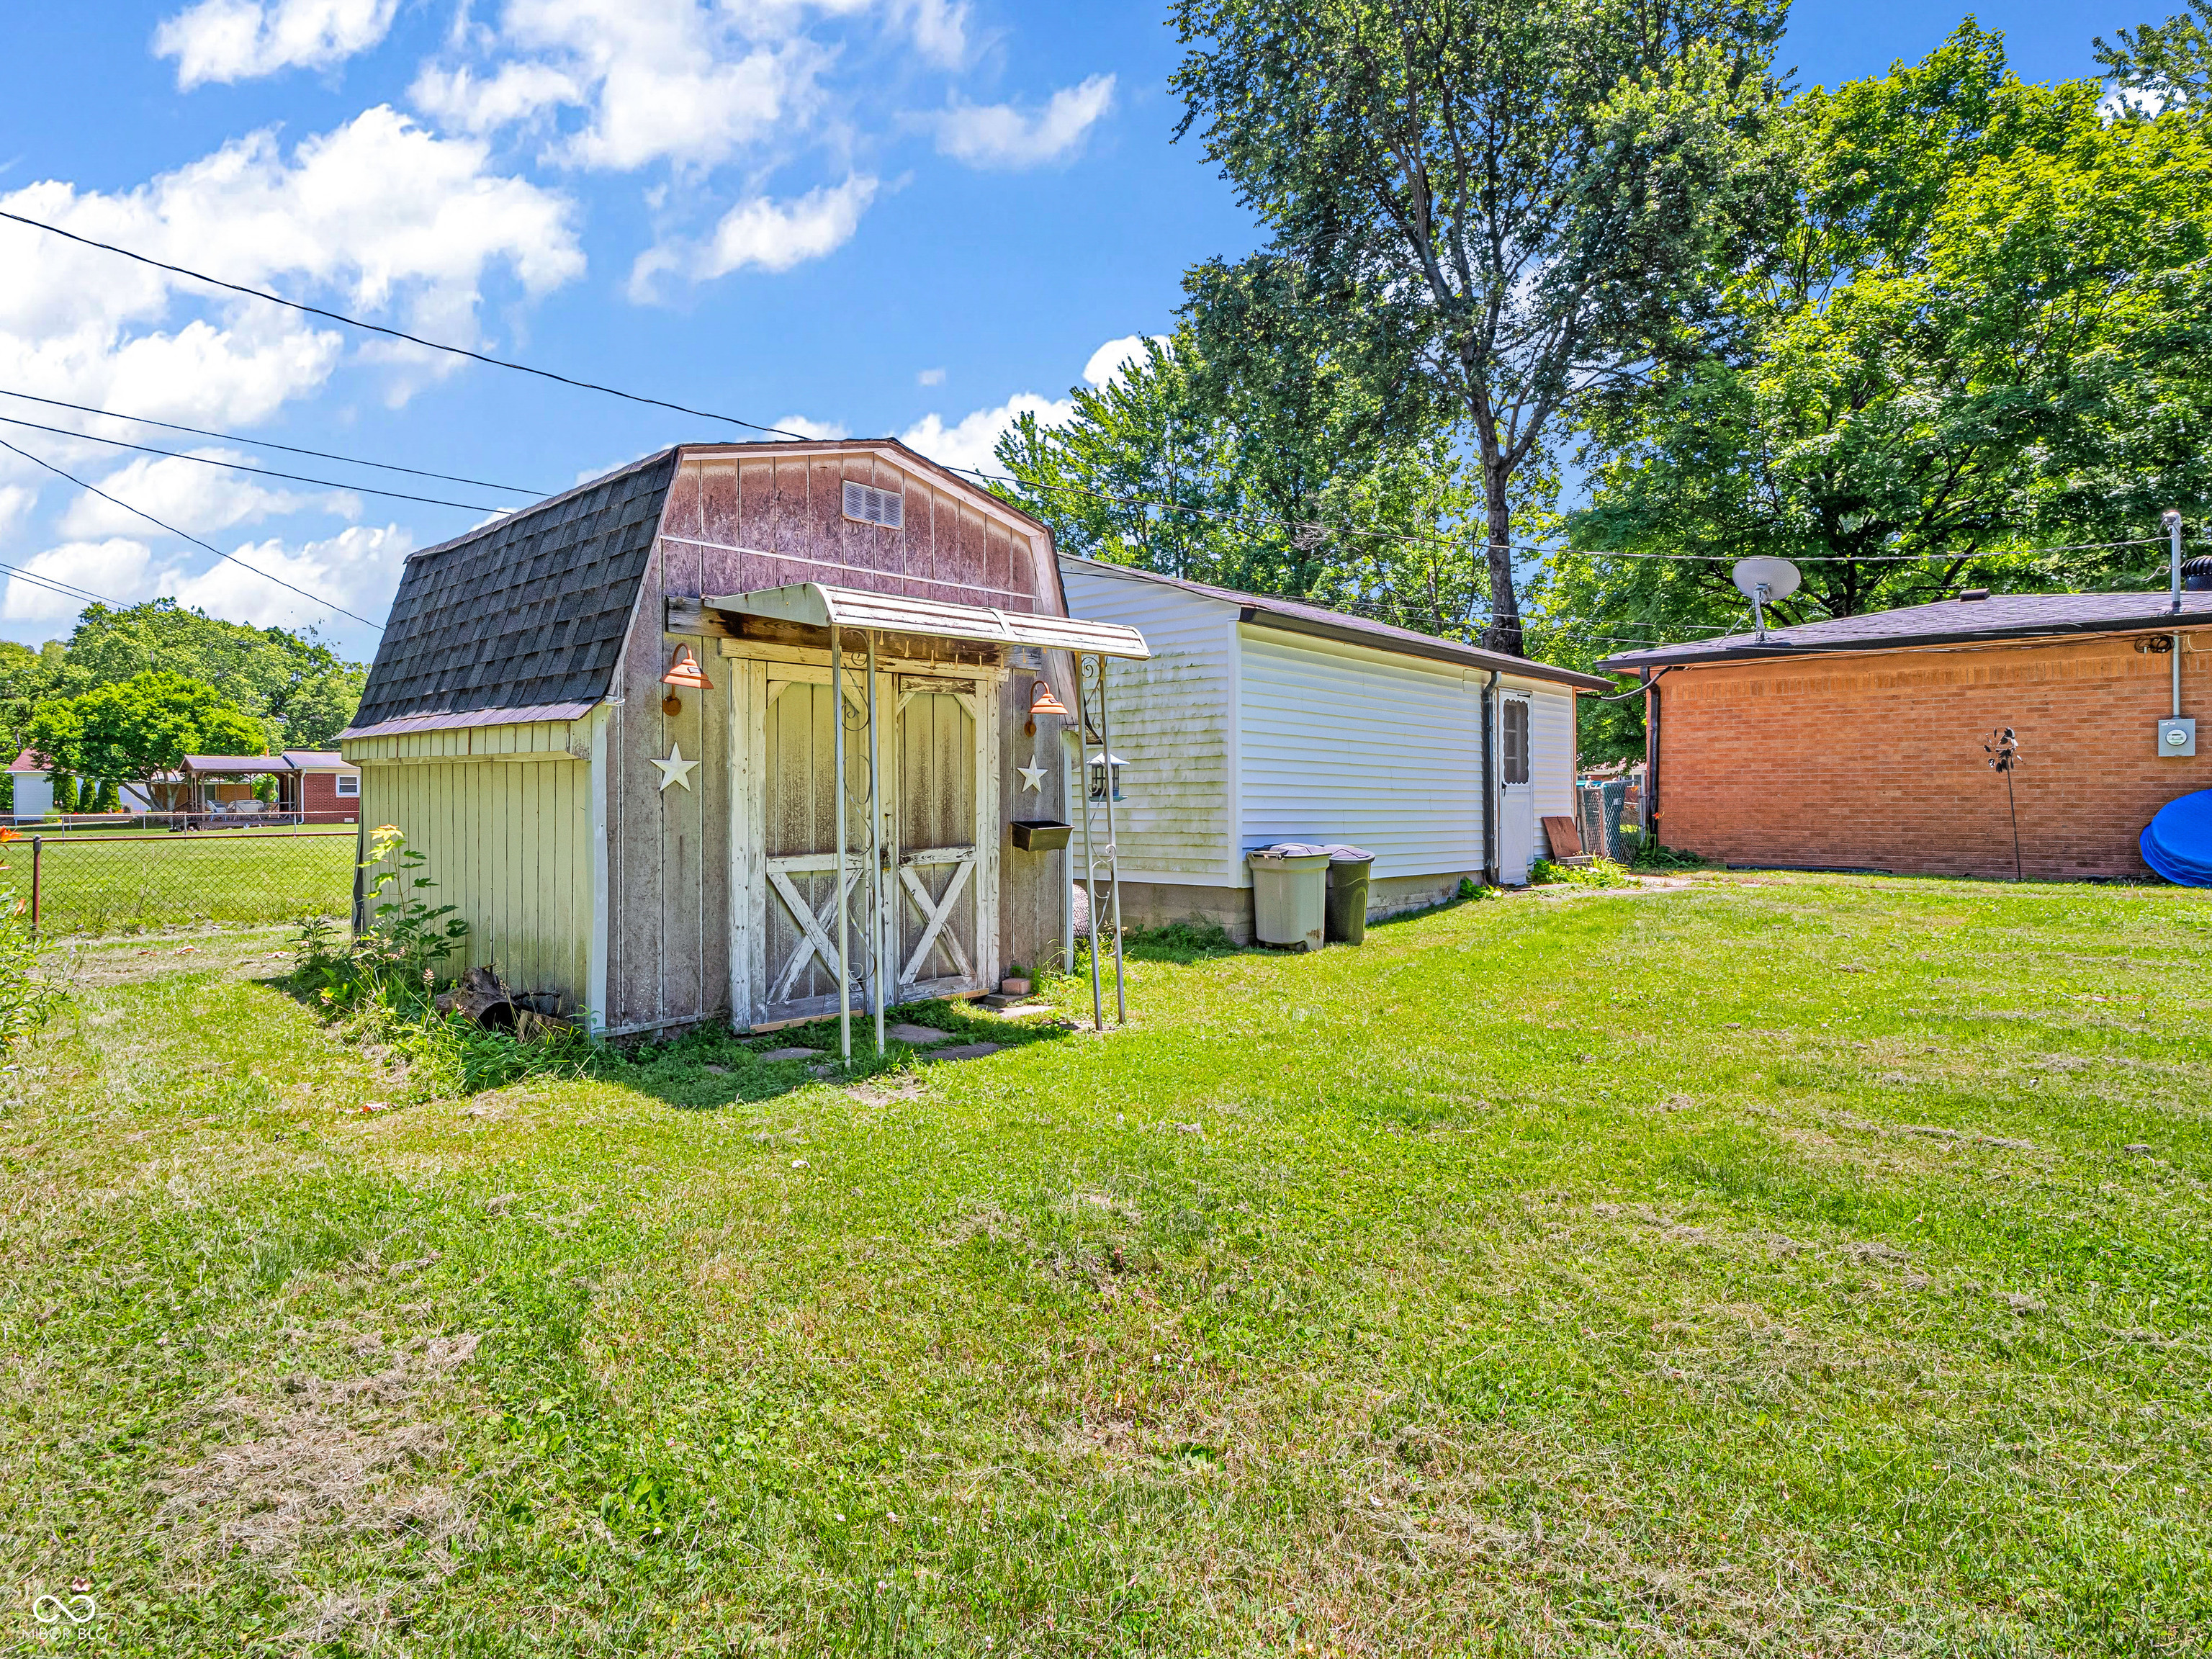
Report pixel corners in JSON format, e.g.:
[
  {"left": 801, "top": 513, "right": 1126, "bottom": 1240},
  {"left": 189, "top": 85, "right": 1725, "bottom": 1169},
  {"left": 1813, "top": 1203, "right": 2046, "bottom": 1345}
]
[{"left": 15, "top": 829, "right": 359, "bottom": 936}]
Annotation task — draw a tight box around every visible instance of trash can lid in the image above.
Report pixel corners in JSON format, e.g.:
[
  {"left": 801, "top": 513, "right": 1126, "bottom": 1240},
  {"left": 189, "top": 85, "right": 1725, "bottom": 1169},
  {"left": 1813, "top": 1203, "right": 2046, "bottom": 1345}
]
[
  {"left": 1319, "top": 843, "right": 1375, "bottom": 862},
  {"left": 1251, "top": 841, "right": 1330, "bottom": 859}
]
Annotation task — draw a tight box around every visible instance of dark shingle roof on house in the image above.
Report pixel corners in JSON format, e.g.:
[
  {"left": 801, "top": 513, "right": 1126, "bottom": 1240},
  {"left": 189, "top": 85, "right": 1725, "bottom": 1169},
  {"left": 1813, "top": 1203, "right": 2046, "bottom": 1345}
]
[
  {"left": 1064, "top": 557, "right": 1614, "bottom": 692},
  {"left": 1598, "top": 590, "right": 2212, "bottom": 672},
  {"left": 341, "top": 449, "right": 679, "bottom": 737}
]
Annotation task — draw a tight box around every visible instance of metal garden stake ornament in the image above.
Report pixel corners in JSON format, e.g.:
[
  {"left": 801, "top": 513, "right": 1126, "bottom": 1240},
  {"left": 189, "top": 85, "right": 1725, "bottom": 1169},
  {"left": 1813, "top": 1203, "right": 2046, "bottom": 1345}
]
[{"left": 1983, "top": 727, "right": 2023, "bottom": 881}]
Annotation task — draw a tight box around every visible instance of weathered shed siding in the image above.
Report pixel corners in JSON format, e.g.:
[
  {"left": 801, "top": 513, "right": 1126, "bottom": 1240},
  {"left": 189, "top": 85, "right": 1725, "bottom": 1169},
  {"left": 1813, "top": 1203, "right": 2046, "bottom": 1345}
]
[
  {"left": 1238, "top": 628, "right": 1486, "bottom": 879},
  {"left": 350, "top": 719, "right": 593, "bottom": 1010},
  {"left": 1056, "top": 562, "right": 1238, "bottom": 881}
]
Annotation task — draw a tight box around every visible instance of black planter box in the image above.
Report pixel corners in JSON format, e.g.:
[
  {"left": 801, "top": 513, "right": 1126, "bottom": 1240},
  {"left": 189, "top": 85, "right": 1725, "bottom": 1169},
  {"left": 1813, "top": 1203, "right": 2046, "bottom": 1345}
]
[{"left": 1010, "top": 819, "right": 1074, "bottom": 853}]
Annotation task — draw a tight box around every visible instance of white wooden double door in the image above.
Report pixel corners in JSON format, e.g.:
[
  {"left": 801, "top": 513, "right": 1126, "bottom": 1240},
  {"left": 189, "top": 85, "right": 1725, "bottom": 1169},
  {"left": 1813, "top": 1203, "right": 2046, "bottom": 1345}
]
[{"left": 730, "top": 657, "right": 1000, "bottom": 1029}]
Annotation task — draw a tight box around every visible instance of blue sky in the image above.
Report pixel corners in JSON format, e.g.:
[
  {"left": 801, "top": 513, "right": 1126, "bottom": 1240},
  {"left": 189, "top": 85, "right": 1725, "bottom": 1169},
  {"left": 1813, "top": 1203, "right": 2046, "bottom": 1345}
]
[{"left": 0, "top": 1, "right": 2139, "bottom": 661}]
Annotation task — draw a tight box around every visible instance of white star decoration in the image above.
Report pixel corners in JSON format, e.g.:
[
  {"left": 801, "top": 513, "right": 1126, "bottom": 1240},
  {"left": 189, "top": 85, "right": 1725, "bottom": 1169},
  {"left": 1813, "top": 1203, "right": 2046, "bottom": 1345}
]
[
  {"left": 652, "top": 742, "right": 700, "bottom": 791},
  {"left": 1017, "top": 763, "right": 1046, "bottom": 793}
]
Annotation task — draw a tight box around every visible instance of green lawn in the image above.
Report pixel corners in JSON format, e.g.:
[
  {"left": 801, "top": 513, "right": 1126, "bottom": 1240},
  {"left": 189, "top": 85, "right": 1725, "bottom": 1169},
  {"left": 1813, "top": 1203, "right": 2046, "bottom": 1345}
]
[
  {"left": 3, "top": 874, "right": 2208, "bottom": 1655},
  {"left": 16, "top": 830, "right": 354, "bottom": 935}
]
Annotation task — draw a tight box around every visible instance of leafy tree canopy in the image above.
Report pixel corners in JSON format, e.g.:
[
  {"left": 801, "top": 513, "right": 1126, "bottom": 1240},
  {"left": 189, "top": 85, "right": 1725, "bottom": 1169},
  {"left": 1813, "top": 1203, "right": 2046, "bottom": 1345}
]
[
  {"left": 57, "top": 601, "right": 367, "bottom": 750},
  {"left": 1537, "top": 22, "right": 2212, "bottom": 760},
  {"left": 27, "top": 673, "right": 264, "bottom": 804},
  {"left": 993, "top": 325, "right": 1532, "bottom": 639},
  {"left": 2098, "top": 0, "right": 2212, "bottom": 109},
  {"left": 1168, "top": 0, "right": 1786, "bottom": 652}
]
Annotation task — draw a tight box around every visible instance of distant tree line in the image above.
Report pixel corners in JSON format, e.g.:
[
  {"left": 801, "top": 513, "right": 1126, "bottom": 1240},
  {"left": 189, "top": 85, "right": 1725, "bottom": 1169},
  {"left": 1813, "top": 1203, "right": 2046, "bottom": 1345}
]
[{"left": 1, "top": 600, "right": 367, "bottom": 811}]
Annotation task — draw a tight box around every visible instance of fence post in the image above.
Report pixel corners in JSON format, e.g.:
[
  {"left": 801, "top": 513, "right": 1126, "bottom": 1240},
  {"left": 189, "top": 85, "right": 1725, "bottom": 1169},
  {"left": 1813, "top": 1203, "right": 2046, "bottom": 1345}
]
[{"left": 28, "top": 836, "right": 40, "bottom": 937}]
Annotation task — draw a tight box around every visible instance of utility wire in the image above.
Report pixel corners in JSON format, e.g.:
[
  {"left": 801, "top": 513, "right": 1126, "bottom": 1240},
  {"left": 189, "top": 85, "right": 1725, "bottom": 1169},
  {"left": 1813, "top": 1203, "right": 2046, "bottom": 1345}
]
[
  {"left": 0, "top": 413, "right": 511, "bottom": 513},
  {"left": 0, "top": 433, "right": 382, "bottom": 629},
  {"left": 3, "top": 212, "right": 2185, "bottom": 615},
  {"left": 0, "top": 557, "right": 120, "bottom": 608},
  {"left": 0, "top": 208, "right": 811, "bottom": 442},
  {"left": 0, "top": 387, "right": 548, "bottom": 496}
]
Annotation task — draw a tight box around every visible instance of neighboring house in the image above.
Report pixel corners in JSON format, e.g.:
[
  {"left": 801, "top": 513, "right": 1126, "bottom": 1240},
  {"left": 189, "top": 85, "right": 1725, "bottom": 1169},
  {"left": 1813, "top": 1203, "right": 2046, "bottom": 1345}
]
[
  {"left": 8, "top": 752, "right": 51, "bottom": 821},
  {"left": 1599, "top": 589, "right": 2212, "bottom": 879},
  {"left": 1058, "top": 557, "right": 1612, "bottom": 938},
  {"left": 181, "top": 753, "right": 362, "bottom": 819},
  {"left": 281, "top": 750, "right": 362, "bottom": 819},
  {"left": 337, "top": 440, "right": 1146, "bottom": 1038}
]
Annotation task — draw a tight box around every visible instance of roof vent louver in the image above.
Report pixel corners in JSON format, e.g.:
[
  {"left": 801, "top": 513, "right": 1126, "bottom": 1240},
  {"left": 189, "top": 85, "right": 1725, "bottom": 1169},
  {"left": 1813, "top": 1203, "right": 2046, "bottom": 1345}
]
[
  {"left": 1958, "top": 588, "right": 1990, "bottom": 601},
  {"left": 842, "top": 480, "right": 904, "bottom": 530}
]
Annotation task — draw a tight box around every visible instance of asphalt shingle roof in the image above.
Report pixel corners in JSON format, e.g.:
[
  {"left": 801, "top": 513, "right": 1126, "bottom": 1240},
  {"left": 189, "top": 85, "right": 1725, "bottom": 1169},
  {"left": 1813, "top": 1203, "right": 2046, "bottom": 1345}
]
[
  {"left": 1598, "top": 590, "right": 2212, "bottom": 672},
  {"left": 343, "top": 449, "right": 679, "bottom": 736}
]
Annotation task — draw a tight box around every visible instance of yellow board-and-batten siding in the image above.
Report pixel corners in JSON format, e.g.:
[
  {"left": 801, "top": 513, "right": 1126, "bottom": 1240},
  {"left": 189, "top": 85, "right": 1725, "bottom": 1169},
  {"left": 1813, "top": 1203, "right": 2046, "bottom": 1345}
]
[{"left": 341, "top": 718, "right": 595, "bottom": 1016}]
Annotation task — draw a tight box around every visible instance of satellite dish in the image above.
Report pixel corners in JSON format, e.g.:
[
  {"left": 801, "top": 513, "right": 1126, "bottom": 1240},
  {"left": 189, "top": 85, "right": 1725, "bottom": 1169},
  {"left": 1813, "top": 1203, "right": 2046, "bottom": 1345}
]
[
  {"left": 1732, "top": 556, "right": 1801, "bottom": 642},
  {"left": 1732, "top": 557, "right": 1802, "bottom": 603}
]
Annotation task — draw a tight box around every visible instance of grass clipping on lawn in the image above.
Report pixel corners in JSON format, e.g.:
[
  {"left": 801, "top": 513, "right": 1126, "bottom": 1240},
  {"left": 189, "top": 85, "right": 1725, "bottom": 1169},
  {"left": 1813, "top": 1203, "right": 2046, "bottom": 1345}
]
[{"left": 1, "top": 876, "right": 2209, "bottom": 1656}]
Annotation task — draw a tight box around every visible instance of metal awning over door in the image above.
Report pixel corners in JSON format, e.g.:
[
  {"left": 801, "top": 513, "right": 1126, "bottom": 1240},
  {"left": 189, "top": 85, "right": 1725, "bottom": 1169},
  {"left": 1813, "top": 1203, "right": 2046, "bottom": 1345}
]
[{"left": 706, "top": 583, "right": 1151, "bottom": 660}]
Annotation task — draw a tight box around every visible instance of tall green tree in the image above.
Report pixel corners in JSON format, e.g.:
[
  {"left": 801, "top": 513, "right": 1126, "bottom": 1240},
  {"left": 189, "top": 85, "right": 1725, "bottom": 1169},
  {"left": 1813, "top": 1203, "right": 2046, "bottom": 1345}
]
[
  {"left": 1539, "top": 22, "right": 2212, "bottom": 763},
  {"left": 28, "top": 673, "right": 264, "bottom": 810},
  {"left": 994, "top": 328, "right": 1522, "bottom": 639},
  {"left": 1169, "top": 0, "right": 1784, "bottom": 652},
  {"left": 59, "top": 601, "right": 367, "bottom": 750}
]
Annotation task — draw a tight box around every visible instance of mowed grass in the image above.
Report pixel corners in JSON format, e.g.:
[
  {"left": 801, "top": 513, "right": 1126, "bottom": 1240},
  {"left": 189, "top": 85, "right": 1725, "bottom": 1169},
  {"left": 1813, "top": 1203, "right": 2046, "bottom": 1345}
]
[
  {"left": 2, "top": 874, "right": 2208, "bottom": 1656},
  {"left": 15, "top": 831, "right": 354, "bottom": 934}
]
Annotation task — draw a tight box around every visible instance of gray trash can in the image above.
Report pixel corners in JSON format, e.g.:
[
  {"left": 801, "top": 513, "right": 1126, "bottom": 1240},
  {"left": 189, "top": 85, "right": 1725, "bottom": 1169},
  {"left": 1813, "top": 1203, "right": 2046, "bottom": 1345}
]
[
  {"left": 1247, "top": 843, "right": 1329, "bottom": 950},
  {"left": 1321, "top": 843, "right": 1375, "bottom": 944}
]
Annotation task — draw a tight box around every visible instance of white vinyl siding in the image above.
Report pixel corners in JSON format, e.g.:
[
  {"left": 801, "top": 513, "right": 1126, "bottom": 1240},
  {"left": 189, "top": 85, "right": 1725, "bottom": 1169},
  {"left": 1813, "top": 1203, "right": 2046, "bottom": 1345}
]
[
  {"left": 1058, "top": 563, "right": 1238, "bottom": 881},
  {"left": 1237, "top": 627, "right": 1483, "bottom": 881},
  {"left": 1519, "top": 683, "right": 1578, "bottom": 822}
]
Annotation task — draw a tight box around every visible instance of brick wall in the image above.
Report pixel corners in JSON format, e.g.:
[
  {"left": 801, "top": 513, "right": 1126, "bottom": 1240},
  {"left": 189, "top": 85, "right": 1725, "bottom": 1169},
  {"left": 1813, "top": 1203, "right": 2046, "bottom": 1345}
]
[
  {"left": 1653, "top": 630, "right": 2211, "bottom": 879},
  {"left": 301, "top": 770, "right": 360, "bottom": 821}
]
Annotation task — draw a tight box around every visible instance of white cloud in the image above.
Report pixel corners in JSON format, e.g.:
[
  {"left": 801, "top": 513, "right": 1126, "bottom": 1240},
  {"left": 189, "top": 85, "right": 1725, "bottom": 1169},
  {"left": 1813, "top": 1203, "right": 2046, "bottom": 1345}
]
[
  {"left": 410, "top": 60, "right": 583, "bottom": 134},
  {"left": 0, "top": 107, "right": 583, "bottom": 428},
  {"left": 413, "top": 0, "right": 833, "bottom": 173},
  {"left": 1, "top": 540, "right": 152, "bottom": 621},
  {"left": 892, "top": 0, "right": 969, "bottom": 68},
  {"left": 171, "top": 522, "right": 412, "bottom": 626},
  {"left": 629, "top": 174, "right": 877, "bottom": 296},
  {"left": 773, "top": 415, "right": 850, "bottom": 441},
  {"left": 58, "top": 449, "right": 354, "bottom": 541},
  {"left": 916, "top": 367, "right": 945, "bottom": 387},
  {"left": 0, "top": 485, "right": 34, "bottom": 539},
  {"left": 935, "top": 74, "right": 1115, "bottom": 169},
  {"left": 154, "top": 0, "right": 401, "bottom": 89},
  {"left": 901, "top": 392, "right": 1073, "bottom": 479},
  {"left": 1082, "top": 333, "right": 1168, "bottom": 390}
]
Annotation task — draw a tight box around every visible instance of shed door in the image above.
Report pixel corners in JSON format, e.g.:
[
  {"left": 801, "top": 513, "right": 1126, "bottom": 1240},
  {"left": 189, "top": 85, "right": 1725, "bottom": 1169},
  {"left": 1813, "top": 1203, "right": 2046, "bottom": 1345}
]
[
  {"left": 889, "top": 678, "right": 998, "bottom": 1002},
  {"left": 750, "top": 675, "right": 878, "bottom": 1027}
]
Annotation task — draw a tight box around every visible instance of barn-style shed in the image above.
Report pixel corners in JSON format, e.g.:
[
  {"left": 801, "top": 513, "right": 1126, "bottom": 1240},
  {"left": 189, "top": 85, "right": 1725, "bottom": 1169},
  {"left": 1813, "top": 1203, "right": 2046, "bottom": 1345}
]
[
  {"left": 338, "top": 439, "right": 1146, "bottom": 1038},
  {"left": 1058, "top": 557, "right": 1613, "bottom": 938}
]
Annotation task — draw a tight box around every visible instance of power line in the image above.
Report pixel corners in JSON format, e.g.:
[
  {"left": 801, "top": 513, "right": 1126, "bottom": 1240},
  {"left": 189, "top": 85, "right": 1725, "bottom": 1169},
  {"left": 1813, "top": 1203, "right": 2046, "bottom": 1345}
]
[
  {"left": 0, "top": 413, "right": 511, "bottom": 513},
  {"left": 0, "top": 208, "right": 810, "bottom": 442},
  {"left": 0, "top": 557, "right": 120, "bottom": 609},
  {"left": 0, "top": 433, "right": 382, "bottom": 630},
  {"left": 3, "top": 210, "right": 2184, "bottom": 608},
  {"left": 0, "top": 387, "right": 547, "bottom": 496}
]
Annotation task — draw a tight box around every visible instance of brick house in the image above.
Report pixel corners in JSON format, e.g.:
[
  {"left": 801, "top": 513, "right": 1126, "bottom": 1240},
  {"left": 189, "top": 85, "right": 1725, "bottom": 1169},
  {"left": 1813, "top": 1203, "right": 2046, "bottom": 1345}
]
[{"left": 1599, "top": 590, "right": 2212, "bottom": 881}]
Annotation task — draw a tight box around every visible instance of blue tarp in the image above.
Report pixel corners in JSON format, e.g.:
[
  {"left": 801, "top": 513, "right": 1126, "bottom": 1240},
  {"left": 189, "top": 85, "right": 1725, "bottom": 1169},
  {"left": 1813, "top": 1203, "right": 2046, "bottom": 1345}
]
[{"left": 2141, "top": 790, "right": 2212, "bottom": 886}]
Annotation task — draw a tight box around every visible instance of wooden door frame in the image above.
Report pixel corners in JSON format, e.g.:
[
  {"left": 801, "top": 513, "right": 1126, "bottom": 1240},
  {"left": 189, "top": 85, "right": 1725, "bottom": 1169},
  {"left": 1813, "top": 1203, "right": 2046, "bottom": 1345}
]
[{"left": 729, "top": 642, "right": 1002, "bottom": 1030}]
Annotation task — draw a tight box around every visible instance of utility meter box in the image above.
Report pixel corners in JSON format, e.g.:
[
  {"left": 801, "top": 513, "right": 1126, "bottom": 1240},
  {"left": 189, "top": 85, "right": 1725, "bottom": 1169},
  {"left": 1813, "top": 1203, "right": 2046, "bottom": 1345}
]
[{"left": 2158, "top": 716, "right": 2196, "bottom": 757}]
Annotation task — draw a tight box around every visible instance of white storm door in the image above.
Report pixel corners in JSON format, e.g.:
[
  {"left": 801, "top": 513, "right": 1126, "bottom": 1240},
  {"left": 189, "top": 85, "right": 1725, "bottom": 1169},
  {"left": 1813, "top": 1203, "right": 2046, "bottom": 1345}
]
[
  {"left": 1499, "top": 695, "right": 1537, "bottom": 884},
  {"left": 888, "top": 675, "right": 997, "bottom": 1002}
]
